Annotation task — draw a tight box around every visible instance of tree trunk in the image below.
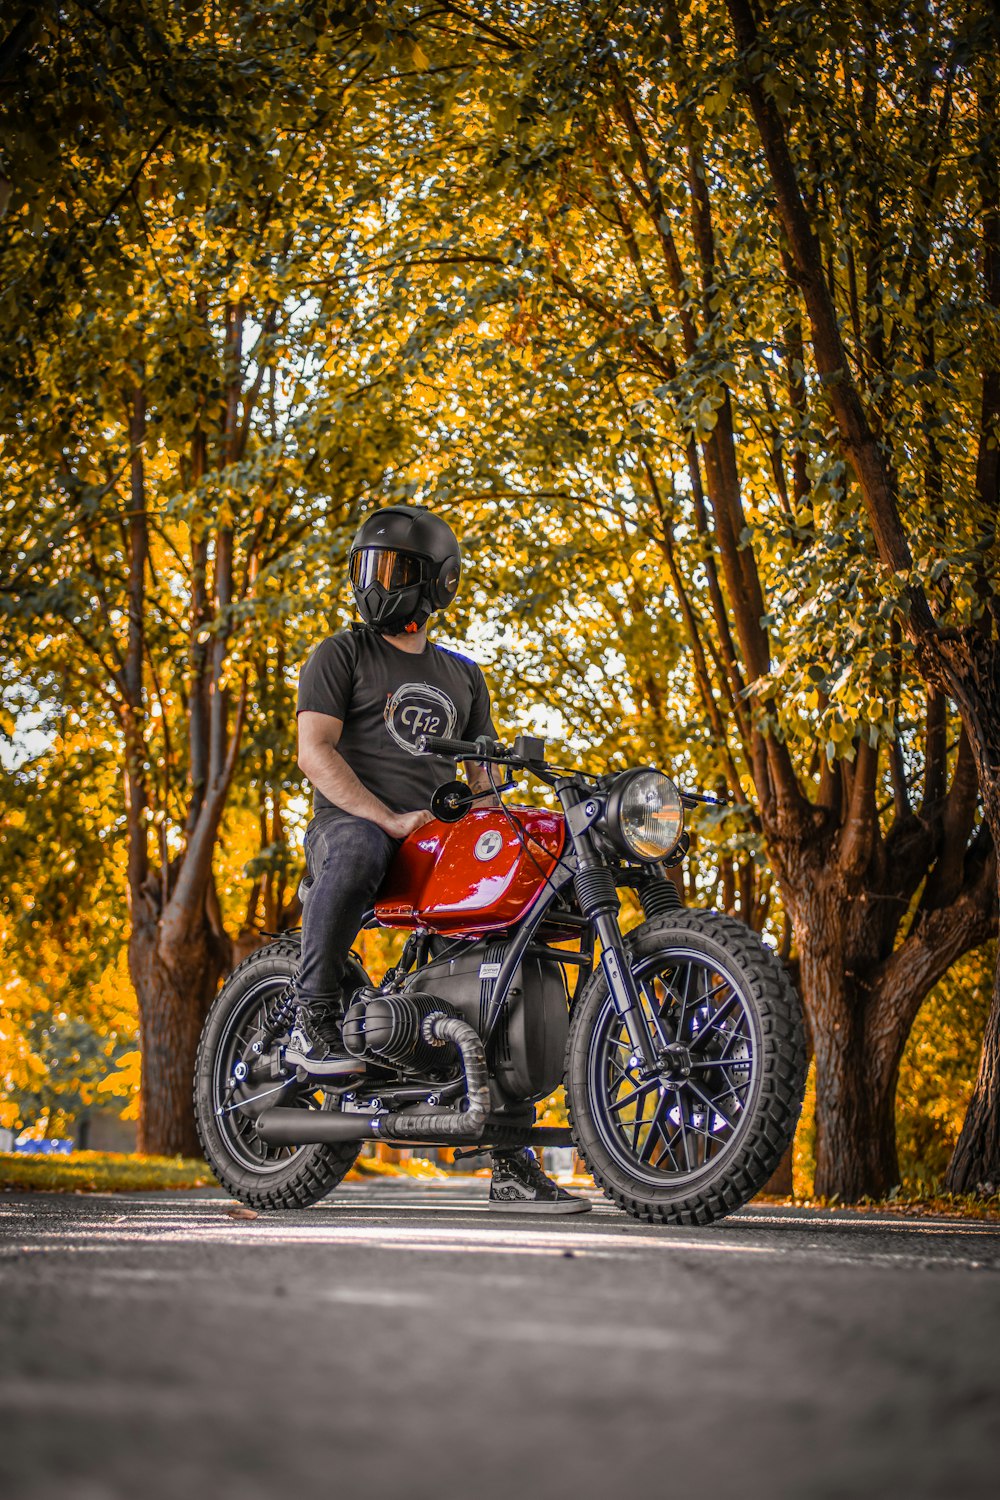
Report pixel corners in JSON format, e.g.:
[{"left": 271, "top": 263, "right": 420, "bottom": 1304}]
[
  {"left": 947, "top": 760, "right": 1000, "bottom": 1192},
  {"left": 946, "top": 960, "right": 1000, "bottom": 1194},
  {"left": 786, "top": 832, "right": 996, "bottom": 1202},
  {"left": 130, "top": 882, "right": 230, "bottom": 1157},
  {"left": 812, "top": 1049, "right": 900, "bottom": 1203},
  {"left": 804, "top": 949, "right": 900, "bottom": 1201},
  {"left": 791, "top": 874, "right": 897, "bottom": 1201}
]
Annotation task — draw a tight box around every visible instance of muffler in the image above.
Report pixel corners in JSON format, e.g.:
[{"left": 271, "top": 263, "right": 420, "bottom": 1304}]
[
  {"left": 254, "top": 1108, "right": 576, "bottom": 1151},
  {"left": 256, "top": 1109, "right": 381, "bottom": 1144}
]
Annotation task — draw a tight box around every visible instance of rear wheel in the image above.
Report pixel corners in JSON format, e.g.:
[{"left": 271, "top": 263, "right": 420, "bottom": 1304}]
[
  {"left": 193, "top": 937, "right": 363, "bottom": 1210},
  {"left": 565, "top": 910, "right": 805, "bottom": 1225}
]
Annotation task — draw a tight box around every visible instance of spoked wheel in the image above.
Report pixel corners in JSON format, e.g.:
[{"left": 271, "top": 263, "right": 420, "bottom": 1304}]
[
  {"left": 566, "top": 910, "right": 806, "bottom": 1225},
  {"left": 194, "top": 937, "right": 363, "bottom": 1210}
]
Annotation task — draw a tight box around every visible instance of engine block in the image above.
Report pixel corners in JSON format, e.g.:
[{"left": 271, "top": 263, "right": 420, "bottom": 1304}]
[{"left": 402, "top": 940, "right": 568, "bottom": 1104}]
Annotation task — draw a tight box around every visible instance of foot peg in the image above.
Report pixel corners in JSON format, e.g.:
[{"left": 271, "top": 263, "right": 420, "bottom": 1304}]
[{"left": 284, "top": 1050, "right": 368, "bottom": 1081}]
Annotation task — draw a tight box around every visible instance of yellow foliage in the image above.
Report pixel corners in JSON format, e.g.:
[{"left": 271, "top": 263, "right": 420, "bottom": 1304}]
[
  {"left": 88, "top": 948, "right": 140, "bottom": 1045},
  {"left": 535, "top": 1085, "right": 569, "bottom": 1129},
  {"left": 0, "top": 973, "right": 46, "bottom": 1129},
  {"left": 97, "top": 1051, "right": 142, "bottom": 1121},
  {"left": 352, "top": 926, "right": 407, "bottom": 979},
  {"left": 88, "top": 952, "right": 141, "bottom": 1120},
  {"left": 896, "top": 945, "right": 995, "bottom": 1187},
  {"left": 0, "top": 930, "right": 139, "bottom": 1133},
  {"left": 793, "top": 1062, "right": 817, "bottom": 1198}
]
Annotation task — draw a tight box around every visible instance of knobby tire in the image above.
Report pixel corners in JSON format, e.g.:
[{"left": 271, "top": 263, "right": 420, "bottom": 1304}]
[
  {"left": 565, "top": 909, "right": 806, "bottom": 1226},
  {"left": 193, "top": 937, "right": 361, "bottom": 1210}
]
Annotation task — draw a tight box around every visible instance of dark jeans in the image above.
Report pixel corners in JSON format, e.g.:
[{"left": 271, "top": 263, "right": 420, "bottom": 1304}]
[{"left": 294, "top": 808, "right": 400, "bottom": 1014}]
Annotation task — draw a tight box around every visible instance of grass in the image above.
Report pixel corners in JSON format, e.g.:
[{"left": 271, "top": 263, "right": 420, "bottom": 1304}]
[
  {"left": 4, "top": 1149, "right": 997, "bottom": 1220},
  {"left": 0, "top": 1148, "right": 450, "bottom": 1193},
  {"left": 0, "top": 1150, "right": 214, "bottom": 1194}
]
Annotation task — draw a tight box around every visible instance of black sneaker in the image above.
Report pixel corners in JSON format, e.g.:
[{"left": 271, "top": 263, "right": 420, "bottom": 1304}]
[
  {"left": 289, "top": 1001, "right": 342, "bottom": 1059},
  {"left": 489, "top": 1149, "right": 592, "bottom": 1215}
]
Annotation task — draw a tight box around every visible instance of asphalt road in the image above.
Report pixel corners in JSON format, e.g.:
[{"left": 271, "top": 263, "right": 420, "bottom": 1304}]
[{"left": 2, "top": 1180, "right": 999, "bottom": 1500}]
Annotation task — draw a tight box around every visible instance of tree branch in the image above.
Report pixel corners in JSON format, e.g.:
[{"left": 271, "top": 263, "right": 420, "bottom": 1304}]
[
  {"left": 725, "top": 0, "right": 938, "bottom": 638},
  {"left": 839, "top": 736, "right": 879, "bottom": 876}
]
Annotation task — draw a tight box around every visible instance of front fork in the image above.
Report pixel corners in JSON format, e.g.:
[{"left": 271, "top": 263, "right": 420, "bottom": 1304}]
[
  {"left": 591, "top": 910, "right": 660, "bottom": 1073},
  {"left": 560, "top": 788, "right": 661, "bottom": 1075}
]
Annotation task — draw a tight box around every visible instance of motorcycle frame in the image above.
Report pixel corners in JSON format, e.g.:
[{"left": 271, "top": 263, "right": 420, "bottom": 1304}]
[{"left": 361, "top": 757, "right": 677, "bottom": 1081}]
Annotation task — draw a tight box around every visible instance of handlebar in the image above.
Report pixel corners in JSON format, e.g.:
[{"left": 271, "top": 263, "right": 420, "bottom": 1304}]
[
  {"left": 418, "top": 732, "right": 728, "bottom": 811},
  {"left": 417, "top": 733, "right": 543, "bottom": 764},
  {"left": 418, "top": 734, "right": 486, "bottom": 759}
]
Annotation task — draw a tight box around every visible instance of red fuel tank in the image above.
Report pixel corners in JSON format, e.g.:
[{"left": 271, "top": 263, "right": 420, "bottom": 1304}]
[{"left": 375, "top": 807, "right": 566, "bottom": 935}]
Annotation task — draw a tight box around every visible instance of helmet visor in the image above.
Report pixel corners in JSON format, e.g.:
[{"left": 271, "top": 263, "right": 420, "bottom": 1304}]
[{"left": 350, "top": 548, "right": 426, "bottom": 592}]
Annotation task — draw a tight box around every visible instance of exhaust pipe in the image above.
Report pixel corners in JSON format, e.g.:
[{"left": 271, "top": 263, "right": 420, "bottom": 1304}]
[
  {"left": 234, "top": 1056, "right": 366, "bottom": 1121},
  {"left": 254, "top": 1109, "right": 577, "bottom": 1151},
  {"left": 256, "top": 1109, "right": 381, "bottom": 1144},
  {"left": 380, "top": 1014, "right": 490, "bottom": 1141},
  {"left": 258, "top": 1014, "right": 491, "bottom": 1147}
]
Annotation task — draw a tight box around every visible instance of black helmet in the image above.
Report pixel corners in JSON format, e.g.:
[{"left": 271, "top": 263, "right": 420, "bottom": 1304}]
[{"left": 348, "top": 504, "right": 461, "bottom": 634}]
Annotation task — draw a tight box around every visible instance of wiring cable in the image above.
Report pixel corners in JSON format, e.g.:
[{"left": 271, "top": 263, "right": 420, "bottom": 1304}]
[{"left": 486, "top": 761, "right": 573, "bottom": 905}]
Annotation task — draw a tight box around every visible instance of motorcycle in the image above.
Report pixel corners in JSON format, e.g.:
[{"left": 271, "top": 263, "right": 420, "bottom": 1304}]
[{"left": 194, "top": 732, "right": 806, "bottom": 1223}]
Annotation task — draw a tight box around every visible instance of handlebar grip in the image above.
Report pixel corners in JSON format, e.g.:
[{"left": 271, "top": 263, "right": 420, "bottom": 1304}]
[{"left": 417, "top": 734, "right": 482, "bottom": 758}]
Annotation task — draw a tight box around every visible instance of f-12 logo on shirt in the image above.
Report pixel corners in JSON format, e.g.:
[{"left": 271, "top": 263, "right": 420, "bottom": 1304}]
[{"left": 384, "top": 683, "right": 459, "bottom": 755}]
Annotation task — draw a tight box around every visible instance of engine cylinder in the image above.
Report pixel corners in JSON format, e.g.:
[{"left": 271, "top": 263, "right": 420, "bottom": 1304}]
[{"left": 341, "top": 991, "right": 458, "bottom": 1070}]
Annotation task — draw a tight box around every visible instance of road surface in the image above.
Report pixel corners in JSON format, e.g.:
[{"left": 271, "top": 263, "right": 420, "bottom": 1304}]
[{"left": 2, "top": 1179, "right": 999, "bottom": 1499}]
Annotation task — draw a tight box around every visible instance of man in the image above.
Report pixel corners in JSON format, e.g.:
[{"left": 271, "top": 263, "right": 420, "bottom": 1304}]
[{"left": 293, "top": 503, "right": 589, "bottom": 1214}]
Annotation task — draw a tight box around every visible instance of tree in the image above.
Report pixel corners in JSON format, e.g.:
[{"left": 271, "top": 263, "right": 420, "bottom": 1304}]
[
  {"left": 374, "top": 0, "right": 996, "bottom": 1197},
  {"left": 722, "top": 0, "right": 1000, "bottom": 1191},
  {"left": 0, "top": 734, "right": 133, "bottom": 1138},
  {"left": 0, "top": 3, "right": 443, "bottom": 1152},
  {"left": 4, "top": 0, "right": 996, "bottom": 1191}
]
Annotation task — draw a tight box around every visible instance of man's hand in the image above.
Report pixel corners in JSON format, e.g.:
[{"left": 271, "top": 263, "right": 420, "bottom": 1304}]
[{"left": 386, "top": 808, "right": 435, "bottom": 841}]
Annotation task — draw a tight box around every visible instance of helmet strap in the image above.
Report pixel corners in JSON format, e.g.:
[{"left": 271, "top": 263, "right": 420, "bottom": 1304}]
[{"left": 365, "top": 596, "right": 432, "bottom": 635}]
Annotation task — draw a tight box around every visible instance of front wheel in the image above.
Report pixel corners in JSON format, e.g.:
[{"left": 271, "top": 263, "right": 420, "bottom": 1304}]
[{"left": 565, "top": 910, "right": 806, "bottom": 1225}]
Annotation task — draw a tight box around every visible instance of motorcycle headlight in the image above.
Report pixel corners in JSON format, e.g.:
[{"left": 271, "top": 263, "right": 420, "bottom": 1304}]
[{"left": 601, "top": 769, "right": 684, "bottom": 863}]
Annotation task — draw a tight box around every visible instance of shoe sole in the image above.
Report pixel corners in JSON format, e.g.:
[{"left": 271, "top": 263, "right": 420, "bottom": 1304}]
[{"left": 487, "top": 1198, "right": 593, "bottom": 1214}]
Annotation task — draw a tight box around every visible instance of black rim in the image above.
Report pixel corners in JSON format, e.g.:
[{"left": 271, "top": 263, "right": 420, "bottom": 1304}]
[
  {"left": 587, "top": 946, "right": 760, "bottom": 1188},
  {"left": 209, "top": 975, "right": 328, "bottom": 1175}
]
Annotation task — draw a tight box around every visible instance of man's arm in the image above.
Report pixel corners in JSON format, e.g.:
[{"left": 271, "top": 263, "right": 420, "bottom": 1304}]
[
  {"left": 298, "top": 711, "right": 433, "bottom": 840},
  {"left": 463, "top": 759, "right": 496, "bottom": 803},
  {"left": 461, "top": 662, "right": 499, "bottom": 803}
]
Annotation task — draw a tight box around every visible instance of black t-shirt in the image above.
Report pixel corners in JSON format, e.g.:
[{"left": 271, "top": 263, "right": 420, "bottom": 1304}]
[{"left": 296, "top": 626, "right": 496, "bottom": 814}]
